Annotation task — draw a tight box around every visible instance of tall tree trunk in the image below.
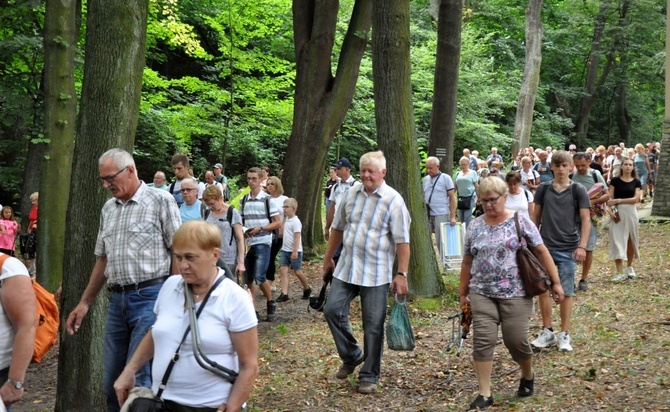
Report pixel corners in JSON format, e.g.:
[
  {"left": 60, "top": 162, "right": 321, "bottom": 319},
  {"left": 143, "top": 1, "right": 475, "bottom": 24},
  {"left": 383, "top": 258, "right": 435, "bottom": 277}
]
[
  {"left": 573, "top": 3, "right": 613, "bottom": 148},
  {"left": 282, "top": 0, "right": 372, "bottom": 252},
  {"left": 614, "top": 83, "right": 631, "bottom": 145},
  {"left": 372, "top": 0, "right": 441, "bottom": 297},
  {"left": 38, "top": 0, "right": 78, "bottom": 290},
  {"left": 512, "top": 0, "right": 542, "bottom": 157},
  {"left": 56, "top": 0, "right": 150, "bottom": 410},
  {"left": 428, "top": 0, "right": 462, "bottom": 176},
  {"left": 612, "top": 0, "right": 631, "bottom": 147},
  {"left": 651, "top": 0, "right": 669, "bottom": 217}
]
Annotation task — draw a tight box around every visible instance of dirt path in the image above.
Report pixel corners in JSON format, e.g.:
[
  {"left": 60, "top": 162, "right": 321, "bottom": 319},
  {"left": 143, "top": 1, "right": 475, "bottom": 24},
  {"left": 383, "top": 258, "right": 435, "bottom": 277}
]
[{"left": 14, "top": 223, "right": 670, "bottom": 411}]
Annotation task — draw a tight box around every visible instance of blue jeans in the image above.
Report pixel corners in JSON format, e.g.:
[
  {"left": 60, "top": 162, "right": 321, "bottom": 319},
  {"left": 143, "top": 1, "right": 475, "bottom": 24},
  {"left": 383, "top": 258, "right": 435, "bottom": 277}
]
[
  {"left": 549, "top": 249, "right": 577, "bottom": 297},
  {"left": 244, "top": 243, "right": 271, "bottom": 285},
  {"left": 103, "top": 283, "right": 162, "bottom": 412},
  {"left": 457, "top": 195, "right": 476, "bottom": 228},
  {"left": 323, "top": 278, "right": 389, "bottom": 384},
  {"left": 266, "top": 237, "right": 282, "bottom": 282}
]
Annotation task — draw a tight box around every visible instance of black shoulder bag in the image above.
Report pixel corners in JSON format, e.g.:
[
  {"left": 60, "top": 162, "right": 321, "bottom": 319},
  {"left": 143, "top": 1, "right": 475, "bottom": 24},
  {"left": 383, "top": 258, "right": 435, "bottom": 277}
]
[{"left": 128, "top": 276, "right": 225, "bottom": 412}]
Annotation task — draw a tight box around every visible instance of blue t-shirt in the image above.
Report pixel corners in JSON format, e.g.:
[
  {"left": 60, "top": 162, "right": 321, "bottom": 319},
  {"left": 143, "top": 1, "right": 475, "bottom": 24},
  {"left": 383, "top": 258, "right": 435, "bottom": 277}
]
[{"left": 180, "top": 200, "right": 203, "bottom": 223}]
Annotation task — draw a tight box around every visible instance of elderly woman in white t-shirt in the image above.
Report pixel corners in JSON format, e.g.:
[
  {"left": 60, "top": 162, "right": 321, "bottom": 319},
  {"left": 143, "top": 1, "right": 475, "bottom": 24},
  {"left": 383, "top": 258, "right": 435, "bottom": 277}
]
[
  {"left": 504, "top": 171, "right": 535, "bottom": 217},
  {"left": 0, "top": 253, "right": 37, "bottom": 408},
  {"left": 114, "top": 221, "right": 258, "bottom": 411},
  {"left": 519, "top": 156, "right": 540, "bottom": 193}
]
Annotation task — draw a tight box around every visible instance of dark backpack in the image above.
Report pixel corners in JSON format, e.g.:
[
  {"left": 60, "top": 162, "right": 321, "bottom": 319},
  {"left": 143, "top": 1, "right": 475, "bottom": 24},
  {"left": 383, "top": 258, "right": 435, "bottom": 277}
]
[
  {"left": 222, "top": 184, "right": 230, "bottom": 202},
  {"left": 536, "top": 181, "right": 585, "bottom": 225}
]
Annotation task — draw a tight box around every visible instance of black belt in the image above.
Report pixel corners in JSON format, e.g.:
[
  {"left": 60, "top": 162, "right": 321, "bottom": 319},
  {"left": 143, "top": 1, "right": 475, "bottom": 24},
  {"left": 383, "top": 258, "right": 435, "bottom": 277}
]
[{"left": 108, "top": 275, "right": 169, "bottom": 293}]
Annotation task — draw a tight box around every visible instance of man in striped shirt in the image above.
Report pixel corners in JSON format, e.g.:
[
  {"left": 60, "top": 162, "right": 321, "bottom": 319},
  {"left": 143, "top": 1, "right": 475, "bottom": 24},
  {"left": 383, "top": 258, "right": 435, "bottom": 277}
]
[
  {"left": 322, "top": 151, "right": 411, "bottom": 395},
  {"left": 241, "top": 167, "right": 281, "bottom": 321}
]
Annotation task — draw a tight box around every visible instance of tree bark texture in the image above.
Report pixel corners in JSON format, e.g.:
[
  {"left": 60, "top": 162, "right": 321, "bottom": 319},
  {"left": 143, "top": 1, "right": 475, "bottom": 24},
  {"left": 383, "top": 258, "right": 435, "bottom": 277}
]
[
  {"left": 372, "top": 0, "right": 441, "bottom": 297},
  {"left": 38, "top": 0, "right": 78, "bottom": 290},
  {"left": 574, "top": 3, "right": 612, "bottom": 148},
  {"left": 512, "top": 0, "right": 542, "bottom": 157},
  {"left": 283, "top": 0, "right": 372, "bottom": 251},
  {"left": 651, "top": 0, "right": 669, "bottom": 217},
  {"left": 428, "top": 0, "right": 462, "bottom": 176},
  {"left": 56, "top": 0, "right": 150, "bottom": 410},
  {"left": 614, "top": 83, "right": 631, "bottom": 144}
]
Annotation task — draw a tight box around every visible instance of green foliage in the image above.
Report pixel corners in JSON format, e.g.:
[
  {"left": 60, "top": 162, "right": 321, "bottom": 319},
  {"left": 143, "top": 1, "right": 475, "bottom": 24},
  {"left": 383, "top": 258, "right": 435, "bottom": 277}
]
[{"left": 0, "top": 0, "right": 666, "bottom": 206}]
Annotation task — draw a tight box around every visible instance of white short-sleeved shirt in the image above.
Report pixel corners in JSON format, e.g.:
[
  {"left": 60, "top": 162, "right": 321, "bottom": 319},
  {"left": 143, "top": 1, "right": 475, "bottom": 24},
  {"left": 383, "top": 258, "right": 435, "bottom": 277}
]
[
  {"left": 151, "top": 271, "right": 257, "bottom": 408},
  {"left": 505, "top": 189, "right": 534, "bottom": 216},
  {"left": 282, "top": 216, "right": 302, "bottom": 253},
  {"left": 423, "top": 173, "right": 455, "bottom": 216},
  {"left": 0, "top": 254, "right": 30, "bottom": 369},
  {"left": 333, "top": 182, "right": 411, "bottom": 287}
]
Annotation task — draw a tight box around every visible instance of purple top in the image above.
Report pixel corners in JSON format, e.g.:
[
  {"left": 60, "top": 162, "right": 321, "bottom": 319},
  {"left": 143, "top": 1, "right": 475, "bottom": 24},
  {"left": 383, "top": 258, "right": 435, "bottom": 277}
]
[{"left": 464, "top": 213, "right": 543, "bottom": 298}]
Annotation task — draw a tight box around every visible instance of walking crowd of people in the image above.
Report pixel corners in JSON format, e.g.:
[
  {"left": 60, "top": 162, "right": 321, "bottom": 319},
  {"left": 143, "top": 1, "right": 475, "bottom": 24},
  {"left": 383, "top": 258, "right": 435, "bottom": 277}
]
[{"left": 0, "top": 140, "right": 660, "bottom": 410}]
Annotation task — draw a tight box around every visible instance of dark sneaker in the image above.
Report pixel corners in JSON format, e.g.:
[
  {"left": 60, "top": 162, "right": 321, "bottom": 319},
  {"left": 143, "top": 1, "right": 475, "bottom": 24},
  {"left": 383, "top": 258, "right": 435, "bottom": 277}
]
[
  {"left": 276, "top": 293, "right": 289, "bottom": 303},
  {"left": 335, "top": 356, "right": 364, "bottom": 379},
  {"left": 357, "top": 381, "right": 377, "bottom": 394},
  {"left": 517, "top": 375, "right": 534, "bottom": 397},
  {"left": 469, "top": 394, "right": 494, "bottom": 410},
  {"left": 578, "top": 279, "right": 588, "bottom": 291},
  {"left": 266, "top": 300, "right": 278, "bottom": 321},
  {"left": 302, "top": 287, "right": 312, "bottom": 300}
]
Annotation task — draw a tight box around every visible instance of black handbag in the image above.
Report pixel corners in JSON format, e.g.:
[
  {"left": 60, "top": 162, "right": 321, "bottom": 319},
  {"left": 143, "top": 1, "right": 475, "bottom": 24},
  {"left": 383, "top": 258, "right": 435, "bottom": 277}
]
[
  {"left": 128, "top": 397, "right": 168, "bottom": 412},
  {"left": 308, "top": 272, "right": 332, "bottom": 312},
  {"left": 128, "top": 276, "right": 225, "bottom": 412},
  {"left": 457, "top": 195, "right": 473, "bottom": 210}
]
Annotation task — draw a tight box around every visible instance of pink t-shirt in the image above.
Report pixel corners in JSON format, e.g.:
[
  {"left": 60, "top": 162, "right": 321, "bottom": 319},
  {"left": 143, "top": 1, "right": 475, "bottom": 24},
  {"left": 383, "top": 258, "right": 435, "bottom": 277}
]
[{"left": 0, "top": 220, "right": 19, "bottom": 251}]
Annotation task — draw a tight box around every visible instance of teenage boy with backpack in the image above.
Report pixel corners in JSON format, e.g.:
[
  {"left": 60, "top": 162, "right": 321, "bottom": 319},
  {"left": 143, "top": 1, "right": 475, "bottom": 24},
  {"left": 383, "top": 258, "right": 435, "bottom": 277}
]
[{"left": 530, "top": 150, "right": 591, "bottom": 352}]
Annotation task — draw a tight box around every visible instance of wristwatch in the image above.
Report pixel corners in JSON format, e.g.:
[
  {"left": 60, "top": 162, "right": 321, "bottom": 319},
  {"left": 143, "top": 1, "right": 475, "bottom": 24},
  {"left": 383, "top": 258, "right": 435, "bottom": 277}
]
[
  {"left": 7, "top": 378, "right": 23, "bottom": 389},
  {"left": 396, "top": 272, "right": 407, "bottom": 277}
]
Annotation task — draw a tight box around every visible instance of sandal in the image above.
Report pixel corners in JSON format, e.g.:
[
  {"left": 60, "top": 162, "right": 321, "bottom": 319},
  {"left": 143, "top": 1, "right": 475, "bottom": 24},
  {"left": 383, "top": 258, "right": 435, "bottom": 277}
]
[
  {"left": 469, "top": 394, "right": 494, "bottom": 410},
  {"left": 517, "top": 375, "right": 534, "bottom": 397}
]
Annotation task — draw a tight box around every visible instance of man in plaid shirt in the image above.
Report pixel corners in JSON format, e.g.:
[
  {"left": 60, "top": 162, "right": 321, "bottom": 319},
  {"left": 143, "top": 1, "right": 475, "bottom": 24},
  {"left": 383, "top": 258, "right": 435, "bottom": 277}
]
[{"left": 66, "top": 148, "right": 181, "bottom": 412}]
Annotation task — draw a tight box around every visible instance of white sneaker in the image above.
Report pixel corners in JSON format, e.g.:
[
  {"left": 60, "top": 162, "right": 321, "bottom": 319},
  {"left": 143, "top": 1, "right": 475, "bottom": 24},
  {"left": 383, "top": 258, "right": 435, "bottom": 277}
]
[
  {"left": 531, "top": 328, "right": 557, "bottom": 348},
  {"left": 557, "top": 331, "right": 573, "bottom": 352},
  {"left": 626, "top": 267, "right": 637, "bottom": 279},
  {"left": 612, "top": 272, "right": 628, "bottom": 282}
]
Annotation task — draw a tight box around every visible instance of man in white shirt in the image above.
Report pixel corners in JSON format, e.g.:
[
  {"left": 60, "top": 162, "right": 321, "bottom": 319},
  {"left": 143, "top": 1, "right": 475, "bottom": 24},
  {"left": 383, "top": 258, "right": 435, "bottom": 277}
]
[{"left": 423, "top": 156, "right": 456, "bottom": 262}]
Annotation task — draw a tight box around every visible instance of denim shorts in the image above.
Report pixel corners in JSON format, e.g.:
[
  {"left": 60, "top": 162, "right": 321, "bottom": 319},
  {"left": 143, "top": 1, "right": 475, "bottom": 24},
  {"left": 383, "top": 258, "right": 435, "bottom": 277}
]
[
  {"left": 586, "top": 222, "right": 598, "bottom": 251},
  {"left": 244, "top": 243, "right": 271, "bottom": 284},
  {"left": 280, "top": 250, "right": 303, "bottom": 270},
  {"left": 549, "top": 249, "right": 576, "bottom": 296}
]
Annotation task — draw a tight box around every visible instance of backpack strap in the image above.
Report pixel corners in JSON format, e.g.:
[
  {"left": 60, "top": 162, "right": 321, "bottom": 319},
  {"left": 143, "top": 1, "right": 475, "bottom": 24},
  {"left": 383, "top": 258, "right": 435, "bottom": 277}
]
[
  {"left": 200, "top": 202, "right": 209, "bottom": 220},
  {"left": 169, "top": 181, "right": 175, "bottom": 194},
  {"left": 240, "top": 195, "right": 248, "bottom": 225},
  {"left": 226, "top": 206, "right": 235, "bottom": 246},
  {"left": 264, "top": 197, "right": 272, "bottom": 222}
]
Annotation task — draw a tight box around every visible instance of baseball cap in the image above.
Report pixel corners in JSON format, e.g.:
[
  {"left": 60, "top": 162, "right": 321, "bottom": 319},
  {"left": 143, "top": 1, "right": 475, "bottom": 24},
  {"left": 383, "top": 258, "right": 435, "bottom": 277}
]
[
  {"left": 569, "top": 144, "right": 577, "bottom": 151},
  {"left": 332, "top": 157, "right": 352, "bottom": 169},
  {"left": 213, "top": 163, "right": 223, "bottom": 169}
]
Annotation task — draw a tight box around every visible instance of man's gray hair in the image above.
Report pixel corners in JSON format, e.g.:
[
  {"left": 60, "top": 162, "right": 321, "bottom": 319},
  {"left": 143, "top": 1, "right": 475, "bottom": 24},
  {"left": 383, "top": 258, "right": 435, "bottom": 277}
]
[
  {"left": 99, "top": 148, "right": 136, "bottom": 169},
  {"left": 360, "top": 151, "right": 386, "bottom": 170},
  {"left": 426, "top": 156, "right": 440, "bottom": 166},
  {"left": 181, "top": 177, "right": 199, "bottom": 188}
]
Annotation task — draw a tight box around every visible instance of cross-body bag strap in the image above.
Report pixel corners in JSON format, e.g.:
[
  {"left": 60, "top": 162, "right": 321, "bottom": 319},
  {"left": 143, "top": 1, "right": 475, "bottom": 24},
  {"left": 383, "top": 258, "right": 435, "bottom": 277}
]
[
  {"left": 514, "top": 211, "right": 524, "bottom": 245},
  {"left": 155, "top": 275, "right": 225, "bottom": 399},
  {"left": 427, "top": 172, "right": 442, "bottom": 204}
]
